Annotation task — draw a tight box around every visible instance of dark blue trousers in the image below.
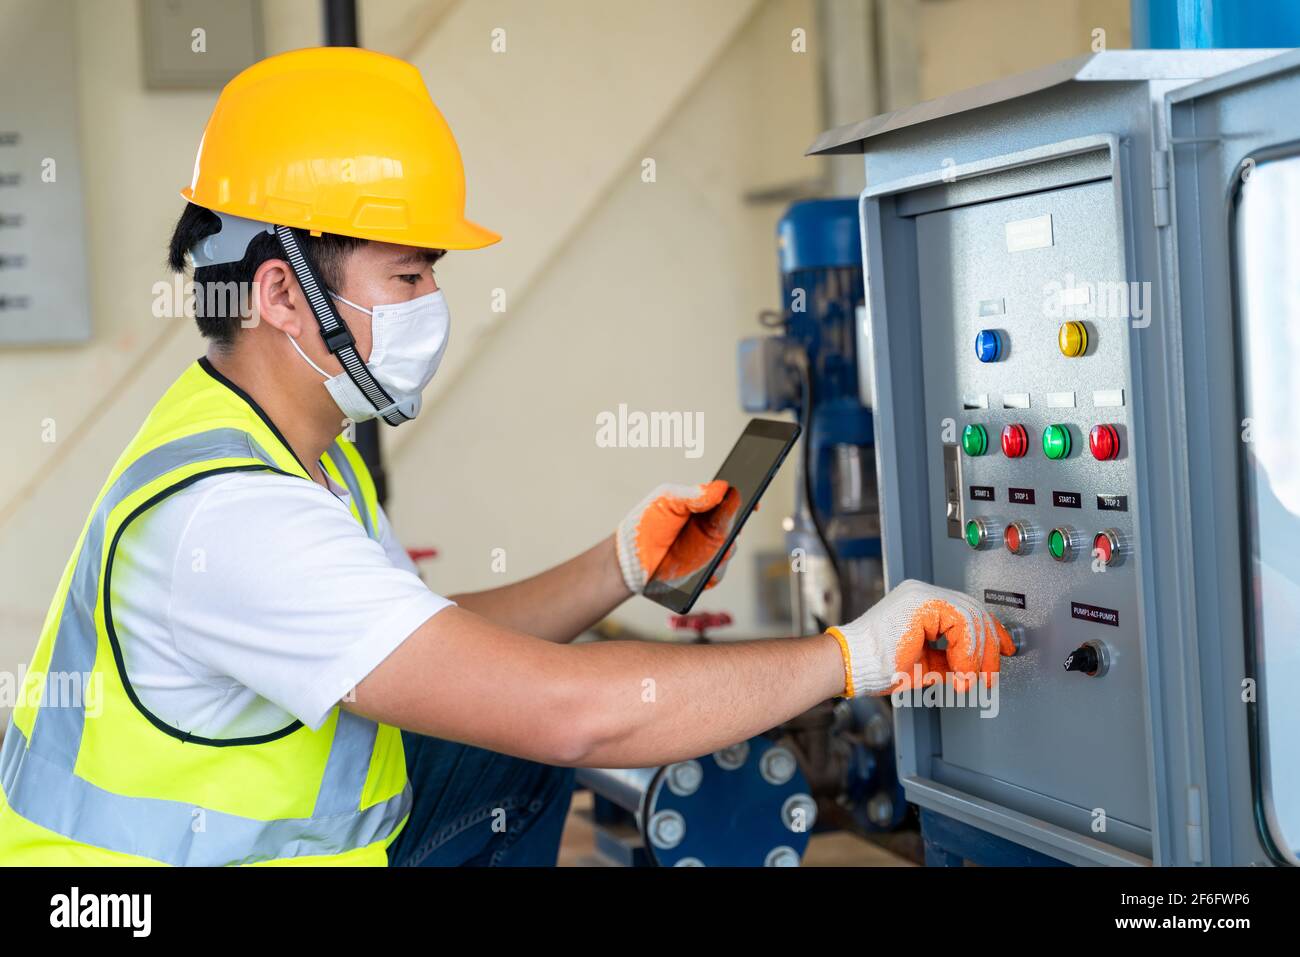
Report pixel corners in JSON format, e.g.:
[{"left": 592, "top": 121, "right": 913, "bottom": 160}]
[{"left": 386, "top": 731, "right": 575, "bottom": 866}]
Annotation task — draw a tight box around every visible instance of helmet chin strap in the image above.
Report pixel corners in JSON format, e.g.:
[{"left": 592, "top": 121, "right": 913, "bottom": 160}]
[{"left": 272, "top": 224, "right": 410, "bottom": 427}]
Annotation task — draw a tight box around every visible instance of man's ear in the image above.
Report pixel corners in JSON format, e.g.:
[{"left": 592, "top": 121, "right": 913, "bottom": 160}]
[{"left": 253, "top": 258, "right": 309, "bottom": 337}]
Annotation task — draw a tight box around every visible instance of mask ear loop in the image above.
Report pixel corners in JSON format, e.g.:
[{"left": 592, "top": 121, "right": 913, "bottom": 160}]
[
  {"left": 273, "top": 225, "right": 410, "bottom": 426},
  {"left": 286, "top": 333, "right": 332, "bottom": 379},
  {"left": 331, "top": 292, "right": 373, "bottom": 316}
]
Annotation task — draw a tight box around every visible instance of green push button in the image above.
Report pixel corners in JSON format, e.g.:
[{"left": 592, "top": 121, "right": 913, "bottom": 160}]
[
  {"left": 1042, "top": 424, "right": 1072, "bottom": 460},
  {"left": 962, "top": 424, "right": 988, "bottom": 456},
  {"left": 965, "top": 520, "right": 983, "bottom": 548},
  {"left": 1048, "top": 528, "right": 1067, "bottom": 560}
]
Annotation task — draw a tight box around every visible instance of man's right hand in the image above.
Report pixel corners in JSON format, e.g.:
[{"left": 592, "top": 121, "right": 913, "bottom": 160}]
[{"left": 825, "top": 579, "right": 1017, "bottom": 697}]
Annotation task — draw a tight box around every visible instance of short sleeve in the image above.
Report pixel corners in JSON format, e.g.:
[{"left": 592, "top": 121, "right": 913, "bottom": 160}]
[
  {"left": 168, "top": 472, "right": 453, "bottom": 730},
  {"left": 374, "top": 503, "right": 421, "bottom": 575}
]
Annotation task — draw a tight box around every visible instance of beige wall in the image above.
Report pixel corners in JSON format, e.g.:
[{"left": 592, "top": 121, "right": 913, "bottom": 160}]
[
  {"left": 918, "top": 0, "right": 1131, "bottom": 99},
  {"left": 0, "top": 0, "right": 1132, "bottom": 723}
]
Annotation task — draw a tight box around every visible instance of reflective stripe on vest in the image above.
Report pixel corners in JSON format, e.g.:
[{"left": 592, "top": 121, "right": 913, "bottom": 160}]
[
  {"left": 0, "top": 714, "right": 408, "bottom": 866},
  {"left": 323, "top": 442, "right": 375, "bottom": 538},
  {"left": 0, "top": 382, "right": 410, "bottom": 865},
  {"left": 32, "top": 430, "right": 279, "bottom": 761}
]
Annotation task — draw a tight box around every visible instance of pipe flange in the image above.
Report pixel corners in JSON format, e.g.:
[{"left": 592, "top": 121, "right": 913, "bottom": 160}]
[
  {"left": 759, "top": 747, "right": 797, "bottom": 786},
  {"left": 664, "top": 759, "right": 704, "bottom": 797},
  {"left": 713, "top": 741, "right": 750, "bottom": 771},
  {"left": 781, "top": 793, "right": 818, "bottom": 833},
  {"left": 764, "top": 845, "right": 801, "bottom": 867},
  {"left": 648, "top": 809, "right": 686, "bottom": 850}
]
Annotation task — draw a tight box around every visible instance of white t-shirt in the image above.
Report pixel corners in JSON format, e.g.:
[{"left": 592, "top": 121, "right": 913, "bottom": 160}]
[{"left": 107, "top": 468, "right": 452, "bottom": 738}]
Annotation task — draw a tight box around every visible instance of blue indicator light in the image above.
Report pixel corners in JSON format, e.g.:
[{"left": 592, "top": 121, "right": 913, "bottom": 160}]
[{"left": 975, "top": 329, "right": 1003, "bottom": 363}]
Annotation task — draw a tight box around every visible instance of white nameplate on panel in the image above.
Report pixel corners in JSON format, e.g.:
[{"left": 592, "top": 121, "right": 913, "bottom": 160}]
[
  {"left": 1060, "top": 284, "right": 1092, "bottom": 306},
  {"left": 978, "top": 298, "right": 1005, "bottom": 317},
  {"left": 1045, "top": 391, "right": 1076, "bottom": 408},
  {"left": 1093, "top": 388, "right": 1126, "bottom": 408},
  {"left": 1002, "top": 393, "right": 1031, "bottom": 409},
  {"left": 1005, "top": 214, "right": 1053, "bottom": 253},
  {"left": 962, "top": 394, "right": 989, "bottom": 410}
]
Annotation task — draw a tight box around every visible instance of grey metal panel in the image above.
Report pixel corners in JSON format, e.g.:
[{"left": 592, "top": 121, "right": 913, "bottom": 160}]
[
  {"left": 0, "top": 0, "right": 92, "bottom": 345},
  {"left": 860, "top": 189, "right": 940, "bottom": 789},
  {"left": 1166, "top": 51, "right": 1300, "bottom": 866},
  {"left": 846, "top": 50, "right": 1295, "bottom": 865},
  {"left": 1167, "top": 47, "right": 1300, "bottom": 107},
  {"left": 863, "top": 84, "right": 1160, "bottom": 197},
  {"left": 914, "top": 178, "right": 1151, "bottom": 831},
  {"left": 905, "top": 775, "right": 1149, "bottom": 866},
  {"left": 808, "top": 50, "right": 1283, "bottom": 156},
  {"left": 859, "top": 135, "right": 1163, "bottom": 865},
  {"left": 896, "top": 149, "right": 1113, "bottom": 218},
  {"left": 931, "top": 759, "right": 1151, "bottom": 858},
  {"left": 139, "top": 0, "right": 264, "bottom": 91}
]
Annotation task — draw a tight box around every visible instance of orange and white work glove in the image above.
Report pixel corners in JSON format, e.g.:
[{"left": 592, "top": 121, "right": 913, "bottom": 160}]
[
  {"left": 825, "top": 579, "right": 1017, "bottom": 697},
  {"left": 616, "top": 481, "right": 741, "bottom": 594}
]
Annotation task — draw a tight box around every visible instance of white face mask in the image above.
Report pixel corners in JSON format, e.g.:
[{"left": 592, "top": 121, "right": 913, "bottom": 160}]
[{"left": 287, "top": 289, "right": 451, "bottom": 423}]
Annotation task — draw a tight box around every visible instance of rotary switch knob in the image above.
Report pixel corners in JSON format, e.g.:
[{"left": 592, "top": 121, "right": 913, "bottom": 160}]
[{"left": 1064, "top": 640, "right": 1110, "bottom": 677}]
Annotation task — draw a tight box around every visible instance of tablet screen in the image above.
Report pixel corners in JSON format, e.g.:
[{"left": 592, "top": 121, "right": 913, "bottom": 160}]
[{"left": 643, "top": 419, "right": 800, "bottom": 613}]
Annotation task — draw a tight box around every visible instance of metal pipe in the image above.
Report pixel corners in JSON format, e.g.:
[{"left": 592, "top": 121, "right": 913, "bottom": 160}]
[
  {"left": 575, "top": 766, "right": 659, "bottom": 816},
  {"left": 1132, "top": 0, "right": 1300, "bottom": 48},
  {"left": 320, "top": 0, "right": 390, "bottom": 503},
  {"left": 323, "top": 0, "right": 359, "bottom": 47}
]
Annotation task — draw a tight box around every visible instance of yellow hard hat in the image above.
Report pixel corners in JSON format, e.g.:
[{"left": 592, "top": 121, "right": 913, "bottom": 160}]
[{"left": 182, "top": 46, "right": 500, "bottom": 250}]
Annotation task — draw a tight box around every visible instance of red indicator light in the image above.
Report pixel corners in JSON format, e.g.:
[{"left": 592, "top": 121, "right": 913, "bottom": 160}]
[
  {"left": 1089, "top": 423, "right": 1120, "bottom": 461},
  {"left": 1001, "top": 423, "right": 1028, "bottom": 458}
]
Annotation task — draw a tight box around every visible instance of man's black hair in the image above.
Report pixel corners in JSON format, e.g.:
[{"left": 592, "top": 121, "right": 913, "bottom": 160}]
[{"left": 167, "top": 203, "right": 368, "bottom": 348}]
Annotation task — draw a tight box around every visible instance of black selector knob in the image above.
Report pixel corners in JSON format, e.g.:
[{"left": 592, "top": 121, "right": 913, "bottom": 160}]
[
  {"left": 1063, "top": 641, "right": 1108, "bottom": 677},
  {"left": 1064, "top": 645, "right": 1098, "bottom": 674}
]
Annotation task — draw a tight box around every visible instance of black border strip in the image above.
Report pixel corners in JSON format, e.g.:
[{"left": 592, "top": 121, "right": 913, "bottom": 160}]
[
  {"left": 102, "top": 464, "right": 304, "bottom": 747},
  {"left": 197, "top": 356, "right": 310, "bottom": 477}
]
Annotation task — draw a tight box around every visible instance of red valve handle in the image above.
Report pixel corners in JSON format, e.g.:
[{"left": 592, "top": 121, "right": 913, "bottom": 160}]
[{"left": 668, "top": 612, "right": 733, "bottom": 637}]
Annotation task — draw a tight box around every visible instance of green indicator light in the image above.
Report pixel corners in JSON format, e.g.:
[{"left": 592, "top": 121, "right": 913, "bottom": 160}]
[
  {"left": 962, "top": 424, "right": 988, "bottom": 456},
  {"left": 1048, "top": 529, "right": 1066, "bottom": 559},
  {"left": 1042, "top": 424, "right": 1071, "bottom": 460},
  {"left": 965, "top": 520, "right": 982, "bottom": 548}
]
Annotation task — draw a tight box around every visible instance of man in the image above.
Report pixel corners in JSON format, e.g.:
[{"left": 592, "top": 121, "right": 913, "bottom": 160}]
[{"left": 0, "top": 47, "right": 1014, "bottom": 866}]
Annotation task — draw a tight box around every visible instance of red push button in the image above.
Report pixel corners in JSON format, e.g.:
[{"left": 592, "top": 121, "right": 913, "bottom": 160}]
[
  {"left": 1092, "top": 529, "right": 1123, "bottom": 567},
  {"left": 1004, "top": 521, "right": 1034, "bottom": 555},
  {"left": 1089, "top": 423, "right": 1120, "bottom": 461},
  {"left": 1001, "top": 423, "right": 1028, "bottom": 458}
]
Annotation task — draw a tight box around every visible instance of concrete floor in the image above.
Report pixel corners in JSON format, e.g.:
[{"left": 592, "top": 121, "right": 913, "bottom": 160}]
[{"left": 557, "top": 790, "right": 919, "bottom": 867}]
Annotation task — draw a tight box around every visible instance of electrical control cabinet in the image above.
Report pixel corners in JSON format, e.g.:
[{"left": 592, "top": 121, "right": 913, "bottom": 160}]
[
  {"left": 918, "top": 174, "right": 1150, "bottom": 855},
  {"left": 810, "top": 50, "right": 1300, "bottom": 866}
]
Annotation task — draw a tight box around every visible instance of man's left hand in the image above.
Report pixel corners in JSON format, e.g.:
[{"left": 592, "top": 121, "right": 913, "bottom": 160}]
[{"left": 615, "top": 481, "right": 739, "bottom": 595}]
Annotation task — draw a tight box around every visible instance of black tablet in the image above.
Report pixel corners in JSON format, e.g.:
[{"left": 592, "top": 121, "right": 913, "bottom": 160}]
[{"left": 643, "top": 418, "right": 801, "bottom": 614}]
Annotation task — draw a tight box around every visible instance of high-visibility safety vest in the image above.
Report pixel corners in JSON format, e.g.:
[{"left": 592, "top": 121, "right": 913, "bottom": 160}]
[{"left": 0, "top": 358, "right": 410, "bottom": 865}]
